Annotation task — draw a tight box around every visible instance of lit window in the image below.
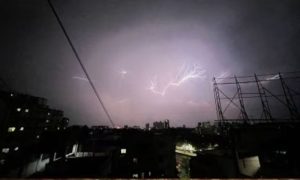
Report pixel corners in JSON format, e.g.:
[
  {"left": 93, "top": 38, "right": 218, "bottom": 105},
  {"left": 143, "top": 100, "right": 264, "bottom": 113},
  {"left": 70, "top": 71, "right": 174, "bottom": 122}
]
[
  {"left": 2, "top": 148, "right": 9, "bottom": 153},
  {"left": 0, "top": 159, "right": 5, "bottom": 165},
  {"left": 121, "top": 148, "right": 126, "bottom": 154},
  {"left": 8, "top": 127, "right": 16, "bottom": 132},
  {"left": 47, "top": 112, "right": 51, "bottom": 116},
  {"left": 25, "top": 109, "right": 29, "bottom": 113},
  {"left": 132, "top": 174, "right": 138, "bottom": 178},
  {"left": 282, "top": 151, "right": 287, "bottom": 155},
  {"left": 44, "top": 127, "right": 48, "bottom": 131},
  {"left": 20, "top": 127, "right": 24, "bottom": 131},
  {"left": 17, "top": 108, "right": 21, "bottom": 112},
  {"left": 276, "top": 150, "right": 287, "bottom": 155},
  {"left": 46, "top": 120, "right": 49, "bottom": 123},
  {"left": 36, "top": 135, "right": 40, "bottom": 139},
  {"left": 57, "top": 127, "right": 60, "bottom": 130},
  {"left": 10, "top": 93, "right": 14, "bottom": 97},
  {"left": 14, "top": 147, "right": 19, "bottom": 151}
]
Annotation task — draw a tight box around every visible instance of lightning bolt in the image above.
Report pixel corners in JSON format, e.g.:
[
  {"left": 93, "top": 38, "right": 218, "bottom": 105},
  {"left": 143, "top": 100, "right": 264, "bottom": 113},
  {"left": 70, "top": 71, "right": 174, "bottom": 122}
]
[
  {"left": 72, "top": 76, "right": 96, "bottom": 83},
  {"left": 72, "top": 76, "right": 89, "bottom": 81},
  {"left": 216, "top": 71, "right": 231, "bottom": 79},
  {"left": 266, "top": 74, "right": 280, "bottom": 80},
  {"left": 120, "top": 70, "right": 128, "bottom": 78},
  {"left": 148, "top": 64, "right": 206, "bottom": 96},
  {"left": 214, "top": 71, "right": 231, "bottom": 83}
]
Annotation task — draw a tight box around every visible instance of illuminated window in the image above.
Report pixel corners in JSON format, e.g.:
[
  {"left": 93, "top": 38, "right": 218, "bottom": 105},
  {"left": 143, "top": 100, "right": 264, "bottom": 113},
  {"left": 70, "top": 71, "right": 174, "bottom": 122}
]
[
  {"left": 57, "top": 127, "right": 60, "bottom": 130},
  {"left": 8, "top": 127, "right": 16, "bottom": 132},
  {"left": 121, "top": 148, "right": 126, "bottom": 154},
  {"left": 282, "top": 151, "right": 287, "bottom": 155},
  {"left": 10, "top": 93, "right": 14, "bottom": 97},
  {"left": 14, "top": 147, "right": 19, "bottom": 151},
  {"left": 20, "top": 127, "right": 24, "bottom": 131},
  {"left": 132, "top": 174, "right": 138, "bottom": 178},
  {"left": 17, "top": 108, "right": 21, "bottom": 112},
  {"left": 2, "top": 148, "right": 9, "bottom": 153},
  {"left": 44, "top": 127, "right": 48, "bottom": 131},
  {"left": 46, "top": 120, "right": 49, "bottom": 123},
  {"left": 25, "top": 109, "right": 29, "bottom": 113},
  {"left": 36, "top": 135, "right": 40, "bottom": 139},
  {"left": 276, "top": 150, "right": 287, "bottom": 155},
  {"left": 47, "top": 112, "right": 51, "bottom": 116}
]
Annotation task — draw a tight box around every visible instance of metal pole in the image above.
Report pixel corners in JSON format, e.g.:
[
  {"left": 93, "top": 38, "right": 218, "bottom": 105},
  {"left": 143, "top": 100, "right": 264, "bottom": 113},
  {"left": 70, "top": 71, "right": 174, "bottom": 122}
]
[
  {"left": 254, "top": 74, "right": 272, "bottom": 120},
  {"left": 213, "top": 77, "right": 225, "bottom": 133},
  {"left": 279, "top": 73, "right": 299, "bottom": 120},
  {"left": 235, "top": 76, "right": 248, "bottom": 123}
]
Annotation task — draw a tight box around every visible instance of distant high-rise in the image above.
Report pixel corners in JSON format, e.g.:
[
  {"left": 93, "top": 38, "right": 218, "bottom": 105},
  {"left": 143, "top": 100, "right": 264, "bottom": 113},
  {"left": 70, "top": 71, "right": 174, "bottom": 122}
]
[
  {"left": 153, "top": 119, "right": 170, "bottom": 129},
  {"left": 164, "top": 119, "right": 170, "bottom": 128},
  {"left": 145, "top": 123, "right": 150, "bottom": 130}
]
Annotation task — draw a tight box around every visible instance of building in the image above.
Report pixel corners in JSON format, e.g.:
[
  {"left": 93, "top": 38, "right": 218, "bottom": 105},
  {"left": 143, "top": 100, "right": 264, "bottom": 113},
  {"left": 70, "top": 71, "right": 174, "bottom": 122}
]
[
  {"left": 153, "top": 119, "right": 170, "bottom": 130},
  {"left": 0, "top": 90, "right": 69, "bottom": 177},
  {"left": 145, "top": 123, "right": 150, "bottom": 131},
  {"left": 196, "top": 121, "right": 216, "bottom": 135},
  {"left": 35, "top": 127, "right": 177, "bottom": 178}
]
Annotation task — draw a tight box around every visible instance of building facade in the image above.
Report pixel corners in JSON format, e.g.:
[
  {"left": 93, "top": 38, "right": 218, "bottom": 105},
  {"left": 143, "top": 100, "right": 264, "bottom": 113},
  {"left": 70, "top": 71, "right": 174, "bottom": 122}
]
[{"left": 0, "top": 90, "right": 69, "bottom": 177}]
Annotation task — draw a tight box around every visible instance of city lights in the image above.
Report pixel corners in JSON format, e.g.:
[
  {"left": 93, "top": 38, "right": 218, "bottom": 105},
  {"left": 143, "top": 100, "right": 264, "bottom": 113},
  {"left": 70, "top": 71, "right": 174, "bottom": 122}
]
[
  {"left": 121, "top": 148, "right": 127, "bottom": 154},
  {"left": 8, "top": 127, "right": 16, "bottom": 132}
]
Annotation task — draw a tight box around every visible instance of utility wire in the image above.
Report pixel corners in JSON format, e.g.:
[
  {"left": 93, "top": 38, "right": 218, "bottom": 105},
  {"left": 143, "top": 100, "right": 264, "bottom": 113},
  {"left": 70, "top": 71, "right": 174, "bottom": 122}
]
[{"left": 47, "top": 0, "right": 115, "bottom": 128}]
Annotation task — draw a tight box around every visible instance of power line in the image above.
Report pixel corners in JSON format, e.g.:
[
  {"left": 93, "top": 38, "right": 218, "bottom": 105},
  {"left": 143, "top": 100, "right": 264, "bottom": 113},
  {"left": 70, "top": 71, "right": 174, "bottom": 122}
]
[{"left": 47, "top": 0, "right": 115, "bottom": 128}]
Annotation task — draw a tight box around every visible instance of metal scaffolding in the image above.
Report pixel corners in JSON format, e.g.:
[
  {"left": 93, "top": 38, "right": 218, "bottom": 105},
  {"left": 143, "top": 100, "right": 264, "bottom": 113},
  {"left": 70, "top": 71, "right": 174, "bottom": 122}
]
[{"left": 213, "top": 71, "right": 300, "bottom": 127}]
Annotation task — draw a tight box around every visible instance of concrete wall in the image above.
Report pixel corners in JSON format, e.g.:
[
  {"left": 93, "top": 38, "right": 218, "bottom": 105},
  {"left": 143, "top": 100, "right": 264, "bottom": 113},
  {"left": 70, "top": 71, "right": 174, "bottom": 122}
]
[
  {"left": 238, "top": 156, "right": 260, "bottom": 177},
  {"left": 21, "top": 154, "right": 50, "bottom": 177}
]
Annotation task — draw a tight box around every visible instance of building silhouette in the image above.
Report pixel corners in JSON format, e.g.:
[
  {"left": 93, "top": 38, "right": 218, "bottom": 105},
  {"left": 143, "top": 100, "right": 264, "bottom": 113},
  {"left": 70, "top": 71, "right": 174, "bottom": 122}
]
[
  {"left": 0, "top": 90, "right": 69, "bottom": 177},
  {"left": 153, "top": 119, "right": 170, "bottom": 129}
]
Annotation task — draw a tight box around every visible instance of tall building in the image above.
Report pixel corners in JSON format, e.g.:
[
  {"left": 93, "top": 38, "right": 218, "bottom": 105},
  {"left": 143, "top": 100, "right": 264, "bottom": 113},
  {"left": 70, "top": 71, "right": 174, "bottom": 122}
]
[
  {"left": 153, "top": 119, "right": 170, "bottom": 130},
  {"left": 145, "top": 123, "right": 150, "bottom": 131},
  {"left": 0, "top": 90, "right": 69, "bottom": 177}
]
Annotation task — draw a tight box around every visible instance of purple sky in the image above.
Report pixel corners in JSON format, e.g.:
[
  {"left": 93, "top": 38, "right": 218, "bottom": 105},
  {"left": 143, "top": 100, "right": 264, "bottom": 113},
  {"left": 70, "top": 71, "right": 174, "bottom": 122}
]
[{"left": 1, "top": 0, "right": 300, "bottom": 127}]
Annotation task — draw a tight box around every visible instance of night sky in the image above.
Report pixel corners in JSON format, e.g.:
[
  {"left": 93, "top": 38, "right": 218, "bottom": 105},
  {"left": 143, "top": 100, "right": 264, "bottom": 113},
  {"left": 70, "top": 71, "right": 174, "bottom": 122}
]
[{"left": 1, "top": 0, "right": 300, "bottom": 127}]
